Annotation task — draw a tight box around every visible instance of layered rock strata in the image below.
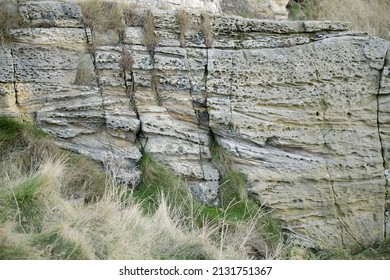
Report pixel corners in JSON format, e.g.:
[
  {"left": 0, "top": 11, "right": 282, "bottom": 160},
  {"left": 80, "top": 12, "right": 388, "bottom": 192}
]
[{"left": 0, "top": 0, "right": 389, "bottom": 250}]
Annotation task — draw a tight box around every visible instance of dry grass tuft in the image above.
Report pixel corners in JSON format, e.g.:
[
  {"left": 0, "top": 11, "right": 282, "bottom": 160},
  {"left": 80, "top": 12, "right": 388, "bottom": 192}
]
[
  {"left": 142, "top": 9, "right": 158, "bottom": 57},
  {"left": 123, "top": 5, "right": 141, "bottom": 27},
  {"left": 177, "top": 9, "right": 192, "bottom": 48},
  {"left": 119, "top": 49, "right": 135, "bottom": 72},
  {"left": 0, "top": 117, "right": 287, "bottom": 260},
  {"left": 74, "top": 67, "right": 96, "bottom": 86},
  {"left": 79, "top": 0, "right": 125, "bottom": 33},
  {"left": 200, "top": 11, "right": 214, "bottom": 48}
]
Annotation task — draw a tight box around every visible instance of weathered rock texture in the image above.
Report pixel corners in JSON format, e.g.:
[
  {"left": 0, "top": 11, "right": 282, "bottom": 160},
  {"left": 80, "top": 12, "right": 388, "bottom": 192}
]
[
  {"left": 0, "top": 0, "right": 389, "bottom": 250},
  {"left": 221, "top": 0, "right": 289, "bottom": 19}
]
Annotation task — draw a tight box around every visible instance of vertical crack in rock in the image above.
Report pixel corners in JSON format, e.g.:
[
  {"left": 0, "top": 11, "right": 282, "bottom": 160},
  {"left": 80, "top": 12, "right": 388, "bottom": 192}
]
[
  {"left": 377, "top": 45, "right": 390, "bottom": 238},
  {"left": 185, "top": 48, "right": 206, "bottom": 178},
  {"left": 122, "top": 47, "right": 143, "bottom": 148},
  {"left": 84, "top": 27, "right": 113, "bottom": 151},
  {"left": 228, "top": 52, "right": 235, "bottom": 132},
  {"left": 10, "top": 48, "right": 21, "bottom": 115}
]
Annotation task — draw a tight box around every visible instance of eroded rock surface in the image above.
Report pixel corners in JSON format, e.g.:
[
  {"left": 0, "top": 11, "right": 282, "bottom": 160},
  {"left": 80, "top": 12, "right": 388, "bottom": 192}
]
[{"left": 0, "top": 0, "right": 389, "bottom": 250}]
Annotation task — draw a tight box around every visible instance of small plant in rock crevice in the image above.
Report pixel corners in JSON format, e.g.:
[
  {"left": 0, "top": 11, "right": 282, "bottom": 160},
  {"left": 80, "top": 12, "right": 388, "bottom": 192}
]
[{"left": 119, "top": 49, "right": 135, "bottom": 72}]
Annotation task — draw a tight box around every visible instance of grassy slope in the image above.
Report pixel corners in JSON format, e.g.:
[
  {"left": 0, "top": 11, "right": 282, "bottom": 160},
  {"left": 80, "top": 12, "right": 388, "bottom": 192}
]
[
  {"left": 1, "top": 117, "right": 388, "bottom": 259},
  {"left": 0, "top": 117, "right": 283, "bottom": 259}
]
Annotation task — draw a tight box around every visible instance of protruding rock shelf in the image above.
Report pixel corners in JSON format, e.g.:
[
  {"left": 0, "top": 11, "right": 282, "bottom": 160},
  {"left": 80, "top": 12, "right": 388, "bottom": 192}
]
[{"left": 0, "top": 0, "right": 389, "bottom": 250}]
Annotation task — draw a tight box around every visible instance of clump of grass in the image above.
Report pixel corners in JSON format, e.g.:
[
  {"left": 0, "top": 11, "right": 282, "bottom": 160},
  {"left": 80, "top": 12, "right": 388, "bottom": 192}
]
[
  {"left": 0, "top": 223, "right": 38, "bottom": 260},
  {"left": 287, "top": 0, "right": 390, "bottom": 40},
  {"left": 209, "top": 136, "right": 282, "bottom": 253},
  {"left": 79, "top": 0, "right": 125, "bottom": 33},
  {"left": 32, "top": 226, "right": 93, "bottom": 260},
  {"left": 134, "top": 152, "right": 184, "bottom": 212},
  {"left": 200, "top": 11, "right": 213, "bottom": 48},
  {"left": 177, "top": 9, "right": 192, "bottom": 48},
  {"left": 0, "top": 118, "right": 283, "bottom": 259},
  {"left": 74, "top": 66, "right": 96, "bottom": 87},
  {"left": 119, "top": 49, "right": 135, "bottom": 72},
  {"left": 0, "top": 117, "right": 55, "bottom": 173},
  {"left": 150, "top": 70, "right": 162, "bottom": 105},
  {"left": 123, "top": 5, "right": 140, "bottom": 27},
  {"left": 142, "top": 9, "right": 158, "bottom": 57}
]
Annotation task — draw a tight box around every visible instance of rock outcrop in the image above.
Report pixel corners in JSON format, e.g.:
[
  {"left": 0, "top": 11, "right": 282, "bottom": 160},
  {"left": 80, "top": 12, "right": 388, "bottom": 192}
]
[
  {"left": 0, "top": 0, "right": 389, "bottom": 250},
  {"left": 221, "top": 0, "right": 289, "bottom": 19}
]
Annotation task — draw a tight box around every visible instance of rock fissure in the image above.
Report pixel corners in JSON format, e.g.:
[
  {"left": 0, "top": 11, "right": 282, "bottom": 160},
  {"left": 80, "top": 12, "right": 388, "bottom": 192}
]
[
  {"left": 10, "top": 48, "right": 21, "bottom": 115},
  {"left": 184, "top": 48, "right": 206, "bottom": 178},
  {"left": 377, "top": 45, "right": 390, "bottom": 238},
  {"left": 86, "top": 28, "right": 113, "bottom": 152}
]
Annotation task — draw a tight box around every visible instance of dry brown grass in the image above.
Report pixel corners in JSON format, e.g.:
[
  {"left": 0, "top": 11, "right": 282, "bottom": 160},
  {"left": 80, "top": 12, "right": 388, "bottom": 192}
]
[
  {"left": 119, "top": 49, "right": 135, "bottom": 72},
  {"left": 288, "top": 0, "right": 390, "bottom": 40},
  {"left": 200, "top": 11, "right": 214, "bottom": 48},
  {"left": 123, "top": 5, "right": 141, "bottom": 27},
  {"left": 0, "top": 118, "right": 287, "bottom": 260},
  {"left": 177, "top": 9, "right": 192, "bottom": 48},
  {"left": 79, "top": 0, "right": 125, "bottom": 32},
  {"left": 142, "top": 9, "right": 158, "bottom": 56}
]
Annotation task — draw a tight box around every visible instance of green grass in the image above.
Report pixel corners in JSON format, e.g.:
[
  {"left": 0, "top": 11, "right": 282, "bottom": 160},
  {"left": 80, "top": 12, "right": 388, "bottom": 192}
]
[
  {"left": 0, "top": 117, "right": 388, "bottom": 260},
  {"left": 209, "top": 136, "right": 282, "bottom": 247},
  {"left": 0, "top": 118, "right": 284, "bottom": 260},
  {"left": 32, "top": 229, "right": 90, "bottom": 260},
  {"left": 0, "top": 175, "right": 48, "bottom": 233},
  {"left": 0, "top": 226, "right": 37, "bottom": 260}
]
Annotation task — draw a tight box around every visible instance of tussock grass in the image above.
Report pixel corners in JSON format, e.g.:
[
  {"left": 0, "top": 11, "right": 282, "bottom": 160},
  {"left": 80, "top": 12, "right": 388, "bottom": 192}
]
[
  {"left": 209, "top": 136, "right": 283, "bottom": 255},
  {"left": 1, "top": 117, "right": 388, "bottom": 259},
  {"left": 74, "top": 67, "right": 96, "bottom": 86},
  {"left": 79, "top": 0, "right": 125, "bottom": 32},
  {"left": 177, "top": 9, "right": 192, "bottom": 48},
  {"left": 288, "top": 0, "right": 390, "bottom": 40},
  {"left": 0, "top": 117, "right": 285, "bottom": 259},
  {"left": 123, "top": 5, "right": 141, "bottom": 27},
  {"left": 142, "top": 9, "right": 158, "bottom": 56},
  {"left": 119, "top": 49, "right": 135, "bottom": 72},
  {"left": 200, "top": 11, "right": 213, "bottom": 48}
]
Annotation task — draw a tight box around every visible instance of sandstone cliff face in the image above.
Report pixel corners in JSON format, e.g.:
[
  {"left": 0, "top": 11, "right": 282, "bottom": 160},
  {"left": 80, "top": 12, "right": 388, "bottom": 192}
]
[{"left": 0, "top": 0, "right": 389, "bottom": 250}]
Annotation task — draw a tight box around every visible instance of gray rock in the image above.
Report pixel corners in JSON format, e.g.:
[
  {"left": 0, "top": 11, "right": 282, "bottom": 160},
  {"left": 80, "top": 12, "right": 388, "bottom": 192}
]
[{"left": 19, "top": 1, "right": 83, "bottom": 28}]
